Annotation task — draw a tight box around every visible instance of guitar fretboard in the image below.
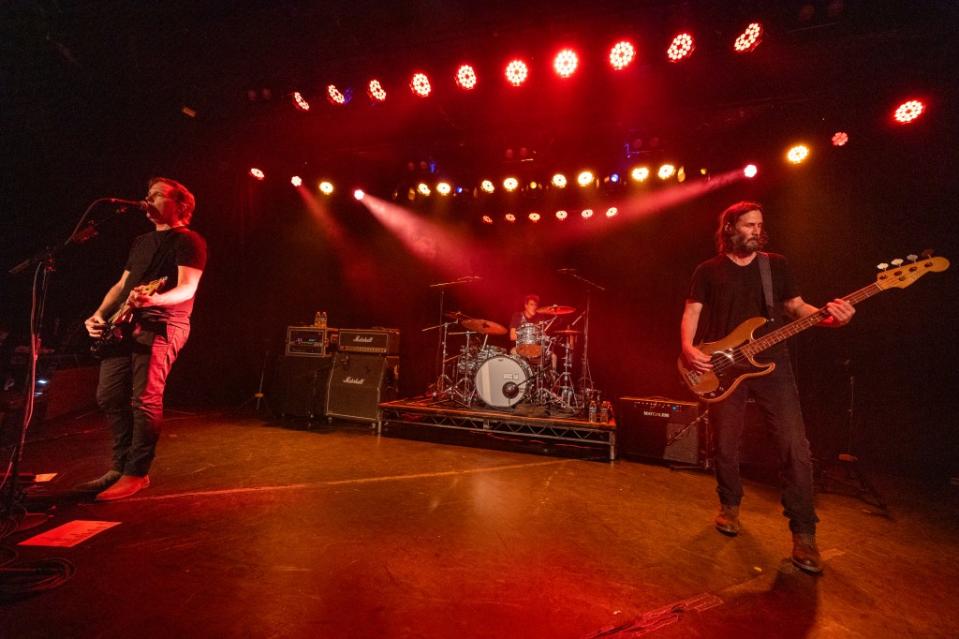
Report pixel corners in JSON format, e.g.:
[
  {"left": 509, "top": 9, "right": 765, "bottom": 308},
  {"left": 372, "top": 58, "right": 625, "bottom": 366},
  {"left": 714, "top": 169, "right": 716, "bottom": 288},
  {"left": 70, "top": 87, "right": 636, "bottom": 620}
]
[{"left": 738, "top": 282, "right": 881, "bottom": 357}]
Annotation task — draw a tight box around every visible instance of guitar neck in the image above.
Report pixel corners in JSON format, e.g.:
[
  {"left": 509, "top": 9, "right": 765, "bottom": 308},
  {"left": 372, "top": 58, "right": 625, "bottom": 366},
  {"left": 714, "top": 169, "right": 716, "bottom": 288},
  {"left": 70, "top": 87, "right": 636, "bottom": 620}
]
[{"left": 740, "top": 282, "right": 881, "bottom": 357}]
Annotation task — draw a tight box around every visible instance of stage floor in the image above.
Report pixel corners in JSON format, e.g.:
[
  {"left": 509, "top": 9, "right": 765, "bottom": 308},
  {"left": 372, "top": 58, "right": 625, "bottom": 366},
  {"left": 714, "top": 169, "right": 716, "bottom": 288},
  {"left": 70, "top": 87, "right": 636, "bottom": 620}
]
[{"left": 1, "top": 410, "right": 958, "bottom": 638}]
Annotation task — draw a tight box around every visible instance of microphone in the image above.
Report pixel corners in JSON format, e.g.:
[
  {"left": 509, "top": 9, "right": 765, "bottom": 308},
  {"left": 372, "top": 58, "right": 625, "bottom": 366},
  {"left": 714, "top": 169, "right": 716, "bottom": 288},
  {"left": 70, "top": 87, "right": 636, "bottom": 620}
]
[
  {"left": 557, "top": 268, "right": 577, "bottom": 274},
  {"left": 106, "top": 198, "right": 151, "bottom": 212}
]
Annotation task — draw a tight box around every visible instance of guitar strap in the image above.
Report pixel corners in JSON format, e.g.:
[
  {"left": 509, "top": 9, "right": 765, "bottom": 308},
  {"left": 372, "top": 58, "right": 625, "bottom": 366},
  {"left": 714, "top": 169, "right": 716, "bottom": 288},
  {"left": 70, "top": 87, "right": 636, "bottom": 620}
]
[{"left": 758, "top": 251, "right": 776, "bottom": 323}]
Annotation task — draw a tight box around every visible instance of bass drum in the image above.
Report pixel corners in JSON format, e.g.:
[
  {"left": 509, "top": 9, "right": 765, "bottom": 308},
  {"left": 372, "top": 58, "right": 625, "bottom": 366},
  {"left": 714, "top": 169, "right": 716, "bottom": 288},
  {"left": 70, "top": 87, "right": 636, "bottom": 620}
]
[{"left": 474, "top": 355, "right": 532, "bottom": 408}]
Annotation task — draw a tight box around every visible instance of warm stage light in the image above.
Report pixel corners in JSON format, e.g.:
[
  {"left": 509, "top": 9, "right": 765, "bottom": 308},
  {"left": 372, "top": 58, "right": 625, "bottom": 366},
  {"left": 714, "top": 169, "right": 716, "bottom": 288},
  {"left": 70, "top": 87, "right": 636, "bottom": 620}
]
[
  {"left": 609, "top": 40, "right": 636, "bottom": 70},
  {"left": 551, "top": 173, "right": 567, "bottom": 188},
  {"left": 505, "top": 213, "right": 517, "bottom": 223},
  {"left": 505, "top": 59, "right": 529, "bottom": 86},
  {"left": 292, "top": 91, "right": 310, "bottom": 111},
  {"left": 482, "top": 215, "right": 494, "bottom": 224},
  {"left": 436, "top": 181, "right": 452, "bottom": 196},
  {"left": 326, "top": 84, "right": 347, "bottom": 105},
  {"left": 733, "top": 22, "right": 763, "bottom": 53},
  {"left": 577, "top": 170, "right": 594, "bottom": 187},
  {"left": 657, "top": 164, "right": 676, "bottom": 180},
  {"left": 630, "top": 166, "right": 649, "bottom": 182},
  {"left": 410, "top": 73, "right": 431, "bottom": 97},
  {"left": 529, "top": 212, "right": 541, "bottom": 222},
  {"left": 743, "top": 164, "right": 758, "bottom": 178},
  {"left": 456, "top": 64, "right": 477, "bottom": 90},
  {"left": 677, "top": 167, "right": 686, "bottom": 183},
  {"left": 503, "top": 177, "right": 519, "bottom": 192},
  {"left": 553, "top": 49, "right": 579, "bottom": 78},
  {"left": 290, "top": 176, "right": 303, "bottom": 187},
  {"left": 367, "top": 79, "right": 387, "bottom": 102},
  {"left": 667, "top": 33, "right": 695, "bottom": 62},
  {"left": 555, "top": 210, "right": 568, "bottom": 220},
  {"left": 581, "top": 208, "right": 594, "bottom": 219},
  {"left": 353, "top": 189, "right": 365, "bottom": 201},
  {"left": 319, "top": 181, "right": 334, "bottom": 194},
  {"left": 249, "top": 168, "right": 265, "bottom": 180},
  {"left": 832, "top": 131, "right": 849, "bottom": 146},
  {"left": 605, "top": 207, "right": 618, "bottom": 218},
  {"left": 894, "top": 99, "right": 925, "bottom": 124},
  {"left": 787, "top": 144, "right": 810, "bottom": 164},
  {"left": 480, "top": 179, "right": 495, "bottom": 193},
  {"left": 417, "top": 182, "right": 431, "bottom": 196}
]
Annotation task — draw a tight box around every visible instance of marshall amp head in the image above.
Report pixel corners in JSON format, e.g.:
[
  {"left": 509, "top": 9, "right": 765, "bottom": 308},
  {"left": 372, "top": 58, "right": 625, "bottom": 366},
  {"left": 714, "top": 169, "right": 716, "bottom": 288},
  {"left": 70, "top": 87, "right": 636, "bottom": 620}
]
[
  {"left": 285, "top": 326, "right": 330, "bottom": 357},
  {"left": 337, "top": 328, "right": 400, "bottom": 354}
]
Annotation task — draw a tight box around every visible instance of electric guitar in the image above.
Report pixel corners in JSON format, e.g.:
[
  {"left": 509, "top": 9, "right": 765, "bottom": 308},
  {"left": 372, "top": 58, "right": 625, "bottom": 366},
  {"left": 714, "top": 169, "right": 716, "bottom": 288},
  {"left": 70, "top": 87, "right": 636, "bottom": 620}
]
[
  {"left": 90, "top": 276, "right": 167, "bottom": 358},
  {"left": 679, "top": 253, "right": 949, "bottom": 403}
]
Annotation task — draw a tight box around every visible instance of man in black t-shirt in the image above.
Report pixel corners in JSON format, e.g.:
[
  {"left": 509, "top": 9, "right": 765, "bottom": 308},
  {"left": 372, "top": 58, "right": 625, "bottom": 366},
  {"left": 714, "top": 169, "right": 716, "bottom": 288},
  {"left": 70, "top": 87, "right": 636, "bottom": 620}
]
[
  {"left": 509, "top": 294, "right": 543, "bottom": 343},
  {"left": 78, "top": 177, "right": 207, "bottom": 501},
  {"left": 680, "top": 201, "right": 854, "bottom": 574}
]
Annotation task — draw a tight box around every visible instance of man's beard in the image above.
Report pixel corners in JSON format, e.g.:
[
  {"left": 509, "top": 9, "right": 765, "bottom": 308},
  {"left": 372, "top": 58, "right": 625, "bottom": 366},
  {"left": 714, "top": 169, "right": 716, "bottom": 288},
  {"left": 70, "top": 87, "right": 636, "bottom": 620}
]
[{"left": 731, "top": 232, "right": 767, "bottom": 253}]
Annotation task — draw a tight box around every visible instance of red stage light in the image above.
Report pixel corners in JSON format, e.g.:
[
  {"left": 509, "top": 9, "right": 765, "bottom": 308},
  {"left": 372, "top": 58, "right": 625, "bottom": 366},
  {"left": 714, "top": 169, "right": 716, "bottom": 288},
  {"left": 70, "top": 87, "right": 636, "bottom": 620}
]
[
  {"left": 326, "top": 84, "right": 346, "bottom": 105},
  {"left": 609, "top": 40, "right": 636, "bottom": 70},
  {"left": 249, "top": 168, "right": 265, "bottom": 180},
  {"left": 482, "top": 215, "right": 494, "bottom": 224},
  {"left": 410, "top": 73, "right": 431, "bottom": 97},
  {"left": 456, "top": 64, "right": 477, "bottom": 90},
  {"left": 505, "top": 213, "right": 517, "bottom": 223},
  {"left": 292, "top": 91, "right": 310, "bottom": 111},
  {"left": 551, "top": 173, "right": 567, "bottom": 188},
  {"left": 529, "top": 212, "right": 541, "bottom": 222},
  {"left": 667, "top": 33, "right": 695, "bottom": 62},
  {"left": 555, "top": 210, "right": 568, "bottom": 220},
  {"left": 657, "top": 164, "right": 676, "bottom": 180},
  {"left": 480, "top": 179, "right": 495, "bottom": 193},
  {"left": 290, "top": 176, "right": 303, "bottom": 187},
  {"left": 605, "top": 207, "right": 618, "bottom": 218},
  {"left": 319, "top": 181, "right": 334, "bottom": 195},
  {"left": 832, "top": 131, "right": 849, "bottom": 146},
  {"left": 353, "top": 189, "right": 365, "bottom": 201},
  {"left": 743, "top": 164, "right": 758, "bottom": 178},
  {"left": 577, "top": 170, "right": 594, "bottom": 187},
  {"left": 436, "top": 182, "right": 452, "bottom": 196},
  {"left": 505, "top": 59, "right": 529, "bottom": 87},
  {"left": 367, "top": 79, "right": 387, "bottom": 102},
  {"left": 733, "top": 22, "right": 763, "bottom": 53},
  {"left": 553, "top": 49, "right": 578, "bottom": 78},
  {"left": 581, "top": 208, "right": 594, "bottom": 219},
  {"left": 894, "top": 99, "right": 925, "bottom": 124},
  {"left": 503, "top": 177, "right": 519, "bottom": 192},
  {"left": 417, "top": 183, "right": 431, "bottom": 197}
]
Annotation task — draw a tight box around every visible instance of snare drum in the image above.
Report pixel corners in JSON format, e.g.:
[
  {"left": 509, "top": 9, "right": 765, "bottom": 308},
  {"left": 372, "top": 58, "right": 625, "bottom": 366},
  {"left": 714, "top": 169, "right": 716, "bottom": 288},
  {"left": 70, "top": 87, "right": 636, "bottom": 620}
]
[
  {"left": 474, "top": 355, "right": 532, "bottom": 408},
  {"left": 515, "top": 322, "right": 544, "bottom": 358}
]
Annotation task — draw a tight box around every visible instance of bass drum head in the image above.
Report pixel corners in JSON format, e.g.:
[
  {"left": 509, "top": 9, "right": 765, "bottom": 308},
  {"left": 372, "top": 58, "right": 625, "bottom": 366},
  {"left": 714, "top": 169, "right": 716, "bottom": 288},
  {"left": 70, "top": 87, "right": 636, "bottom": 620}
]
[{"left": 474, "top": 355, "right": 531, "bottom": 408}]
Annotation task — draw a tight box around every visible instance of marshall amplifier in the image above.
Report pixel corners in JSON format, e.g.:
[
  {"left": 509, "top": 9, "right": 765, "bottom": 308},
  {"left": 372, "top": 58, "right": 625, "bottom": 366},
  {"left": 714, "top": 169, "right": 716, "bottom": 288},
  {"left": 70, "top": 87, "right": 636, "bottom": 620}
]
[
  {"left": 617, "top": 396, "right": 704, "bottom": 466},
  {"left": 326, "top": 352, "right": 398, "bottom": 423},
  {"left": 337, "top": 328, "right": 400, "bottom": 354},
  {"left": 285, "top": 326, "right": 330, "bottom": 357}
]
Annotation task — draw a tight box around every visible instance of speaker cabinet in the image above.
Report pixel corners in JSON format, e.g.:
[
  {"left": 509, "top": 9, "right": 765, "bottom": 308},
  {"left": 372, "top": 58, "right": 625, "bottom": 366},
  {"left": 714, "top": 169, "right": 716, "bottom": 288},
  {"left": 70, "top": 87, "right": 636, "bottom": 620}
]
[
  {"left": 617, "top": 397, "right": 703, "bottom": 465},
  {"left": 272, "top": 355, "right": 333, "bottom": 418},
  {"left": 326, "top": 353, "right": 398, "bottom": 423}
]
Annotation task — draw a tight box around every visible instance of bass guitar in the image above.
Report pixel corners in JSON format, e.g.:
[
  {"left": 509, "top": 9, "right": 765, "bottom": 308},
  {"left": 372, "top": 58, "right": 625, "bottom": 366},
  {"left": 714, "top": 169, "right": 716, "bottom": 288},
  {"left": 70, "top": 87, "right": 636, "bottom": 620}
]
[
  {"left": 90, "top": 276, "right": 167, "bottom": 358},
  {"left": 679, "top": 253, "right": 949, "bottom": 403}
]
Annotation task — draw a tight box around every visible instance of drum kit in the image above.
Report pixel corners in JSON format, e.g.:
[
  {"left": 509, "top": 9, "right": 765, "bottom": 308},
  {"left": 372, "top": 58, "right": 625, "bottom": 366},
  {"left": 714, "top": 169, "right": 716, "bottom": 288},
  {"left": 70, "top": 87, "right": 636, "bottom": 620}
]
[{"left": 429, "top": 304, "right": 591, "bottom": 414}]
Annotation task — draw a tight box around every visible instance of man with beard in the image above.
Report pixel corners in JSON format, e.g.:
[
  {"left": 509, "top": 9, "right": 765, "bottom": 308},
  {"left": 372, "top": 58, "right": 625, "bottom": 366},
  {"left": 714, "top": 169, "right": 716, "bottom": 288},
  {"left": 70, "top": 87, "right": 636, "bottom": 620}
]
[{"left": 680, "top": 201, "right": 854, "bottom": 574}]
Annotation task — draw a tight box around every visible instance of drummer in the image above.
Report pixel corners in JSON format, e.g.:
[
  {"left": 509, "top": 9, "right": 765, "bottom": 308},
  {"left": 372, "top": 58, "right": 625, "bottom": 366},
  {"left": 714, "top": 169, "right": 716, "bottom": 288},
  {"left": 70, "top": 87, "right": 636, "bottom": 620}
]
[{"left": 509, "top": 294, "right": 544, "bottom": 342}]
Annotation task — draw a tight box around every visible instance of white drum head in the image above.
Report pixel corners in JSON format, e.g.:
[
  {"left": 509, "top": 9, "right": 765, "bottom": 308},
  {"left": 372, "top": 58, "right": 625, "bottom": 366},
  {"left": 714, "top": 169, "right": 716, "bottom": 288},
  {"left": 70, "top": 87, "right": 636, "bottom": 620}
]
[{"left": 474, "top": 355, "right": 530, "bottom": 408}]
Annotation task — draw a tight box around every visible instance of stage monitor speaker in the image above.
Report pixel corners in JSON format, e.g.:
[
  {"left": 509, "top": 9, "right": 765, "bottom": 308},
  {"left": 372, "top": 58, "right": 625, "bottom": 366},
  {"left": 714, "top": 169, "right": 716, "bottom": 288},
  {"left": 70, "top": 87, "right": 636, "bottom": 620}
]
[
  {"left": 617, "top": 396, "right": 703, "bottom": 465},
  {"left": 272, "top": 355, "right": 333, "bottom": 418},
  {"left": 326, "top": 353, "right": 398, "bottom": 423}
]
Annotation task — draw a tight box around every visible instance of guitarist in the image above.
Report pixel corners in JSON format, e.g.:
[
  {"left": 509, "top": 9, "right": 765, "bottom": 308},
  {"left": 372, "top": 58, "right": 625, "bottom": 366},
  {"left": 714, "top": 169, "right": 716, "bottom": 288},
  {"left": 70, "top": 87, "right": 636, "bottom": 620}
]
[
  {"left": 77, "top": 177, "right": 207, "bottom": 501},
  {"left": 680, "top": 201, "right": 854, "bottom": 574}
]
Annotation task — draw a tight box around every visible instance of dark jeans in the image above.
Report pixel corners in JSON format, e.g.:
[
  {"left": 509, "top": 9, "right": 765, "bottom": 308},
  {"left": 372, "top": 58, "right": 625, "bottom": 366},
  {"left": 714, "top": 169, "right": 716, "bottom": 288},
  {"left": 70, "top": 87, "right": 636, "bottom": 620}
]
[
  {"left": 96, "top": 321, "right": 189, "bottom": 477},
  {"left": 709, "top": 357, "right": 819, "bottom": 534}
]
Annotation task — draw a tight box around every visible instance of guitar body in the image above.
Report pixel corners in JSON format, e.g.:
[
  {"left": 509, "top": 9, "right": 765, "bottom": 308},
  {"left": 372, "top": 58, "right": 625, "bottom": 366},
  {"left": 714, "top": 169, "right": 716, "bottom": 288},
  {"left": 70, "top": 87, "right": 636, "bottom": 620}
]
[
  {"left": 678, "top": 316, "right": 776, "bottom": 403},
  {"left": 90, "top": 276, "right": 167, "bottom": 359}
]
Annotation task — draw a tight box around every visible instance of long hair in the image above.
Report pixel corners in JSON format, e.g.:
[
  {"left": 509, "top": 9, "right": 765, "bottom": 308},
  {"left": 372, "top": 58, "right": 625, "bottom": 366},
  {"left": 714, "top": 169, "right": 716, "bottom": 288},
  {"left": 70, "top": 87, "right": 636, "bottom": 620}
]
[
  {"left": 148, "top": 177, "right": 196, "bottom": 225},
  {"left": 715, "top": 201, "right": 767, "bottom": 254}
]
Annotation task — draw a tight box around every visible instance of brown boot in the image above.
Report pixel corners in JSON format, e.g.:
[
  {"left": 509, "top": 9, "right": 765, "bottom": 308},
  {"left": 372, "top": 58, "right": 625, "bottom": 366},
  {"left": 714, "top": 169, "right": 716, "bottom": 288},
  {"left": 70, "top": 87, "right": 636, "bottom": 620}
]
[
  {"left": 74, "top": 470, "right": 121, "bottom": 492},
  {"left": 96, "top": 474, "right": 150, "bottom": 501},
  {"left": 791, "top": 533, "right": 823, "bottom": 574},
  {"left": 714, "top": 504, "right": 742, "bottom": 536}
]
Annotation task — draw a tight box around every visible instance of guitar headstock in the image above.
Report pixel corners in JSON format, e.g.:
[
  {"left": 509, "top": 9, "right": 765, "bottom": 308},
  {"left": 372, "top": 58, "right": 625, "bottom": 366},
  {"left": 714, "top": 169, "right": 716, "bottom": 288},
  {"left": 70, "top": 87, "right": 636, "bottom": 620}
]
[{"left": 875, "top": 251, "right": 949, "bottom": 290}]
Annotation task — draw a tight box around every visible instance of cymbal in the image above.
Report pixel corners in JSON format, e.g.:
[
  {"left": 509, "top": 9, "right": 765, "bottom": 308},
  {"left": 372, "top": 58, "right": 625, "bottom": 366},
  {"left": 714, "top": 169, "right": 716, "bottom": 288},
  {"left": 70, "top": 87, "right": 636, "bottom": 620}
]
[
  {"left": 552, "top": 329, "right": 581, "bottom": 336},
  {"left": 445, "top": 311, "right": 470, "bottom": 321},
  {"left": 538, "top": 304, "right": 576, "bottom": 316},
  {"left": 460, "top": 318, "right": 508, "bottom": 335}
]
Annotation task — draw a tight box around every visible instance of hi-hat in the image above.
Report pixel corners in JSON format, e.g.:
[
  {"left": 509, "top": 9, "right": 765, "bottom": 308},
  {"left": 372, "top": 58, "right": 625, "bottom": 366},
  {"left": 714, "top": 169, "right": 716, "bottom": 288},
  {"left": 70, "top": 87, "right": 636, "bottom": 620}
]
[
  {"left": 538, "top": 304, "right": 576, "bottom": 315},
  {"left": 461, "top": 318, "right": 507, "bottom": 335},
  {"left": 445, "top": 311, "right": 470, "bottom": 321}
]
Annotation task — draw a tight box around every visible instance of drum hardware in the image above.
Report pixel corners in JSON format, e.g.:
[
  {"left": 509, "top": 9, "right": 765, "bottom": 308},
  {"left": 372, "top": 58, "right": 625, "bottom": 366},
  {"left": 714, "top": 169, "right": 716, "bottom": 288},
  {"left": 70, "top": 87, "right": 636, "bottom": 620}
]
[
  {"left": 460, "top": 318, "right": 507, "bottom": 335},
  {"left": 427, "top": 276, "right": 481, "bottom": 399},
  {"left": 537, "top": 304, "right": 576, "bottom": 316},
  {"left": 557, "top": 270, "right": 605, "bottom": 404}
]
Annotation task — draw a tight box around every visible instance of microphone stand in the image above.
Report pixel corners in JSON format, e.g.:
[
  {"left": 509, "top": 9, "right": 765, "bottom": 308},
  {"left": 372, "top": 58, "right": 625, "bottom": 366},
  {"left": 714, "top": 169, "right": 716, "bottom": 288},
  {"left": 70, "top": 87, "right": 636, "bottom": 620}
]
[
  {"left": 426, "top": 276, "right": 479, "bottom": 399},
  {"left": 560, "top": 271, "right": 606, "bottom": 402}
]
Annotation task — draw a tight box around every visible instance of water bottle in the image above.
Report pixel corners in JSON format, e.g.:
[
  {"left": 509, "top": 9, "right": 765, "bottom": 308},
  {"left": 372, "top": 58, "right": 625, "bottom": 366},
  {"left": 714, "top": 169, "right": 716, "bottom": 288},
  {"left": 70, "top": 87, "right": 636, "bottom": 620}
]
[
  {"left": 588, "top": 399, "right": 597, "bottom": 423},
  {"left": 314, "top": 311, "right": 327, "bottom": 328},
  {"left": 599, "top": 401, "right": 610, "bottom": 424}
]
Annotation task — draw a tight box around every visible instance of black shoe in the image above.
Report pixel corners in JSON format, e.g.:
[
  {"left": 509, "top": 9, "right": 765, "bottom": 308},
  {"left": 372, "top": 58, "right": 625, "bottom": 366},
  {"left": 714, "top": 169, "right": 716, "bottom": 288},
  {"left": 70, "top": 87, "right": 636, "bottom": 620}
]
[
  {"left": 74, "top": 470, "right": 122, "bottom": 492},
  {"left": 791, "top": 533, "right": 824, "bottom": 574}
]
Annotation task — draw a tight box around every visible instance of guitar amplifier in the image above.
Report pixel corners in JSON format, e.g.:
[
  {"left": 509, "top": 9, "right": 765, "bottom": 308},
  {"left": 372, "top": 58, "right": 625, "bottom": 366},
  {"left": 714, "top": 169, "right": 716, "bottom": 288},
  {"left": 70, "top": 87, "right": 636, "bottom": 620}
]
[
  {"left": 272, "top": 355, "right": 333, "bottom": 418},
  {"left": 286, "top": 326, "right": 330, "bottom": 357},
  {"left": 326, "top": 353, "right": 398, "bottom": 423},
  {"left": 337, "top": 328, "right": 400, "bottom": 354},
  {"left": 617, "top": 396, "right": 704, "bottom": 465}
]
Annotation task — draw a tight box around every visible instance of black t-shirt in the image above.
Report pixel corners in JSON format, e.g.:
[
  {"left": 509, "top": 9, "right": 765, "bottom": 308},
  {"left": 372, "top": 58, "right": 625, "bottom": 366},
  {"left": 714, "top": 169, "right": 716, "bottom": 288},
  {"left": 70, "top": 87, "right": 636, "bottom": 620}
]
[
  {"left": 688, "top": 252, "right": 798, "bottom": 358},
  {"left": 122, "top": 227, "right": 207, "bottom": 325}
]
